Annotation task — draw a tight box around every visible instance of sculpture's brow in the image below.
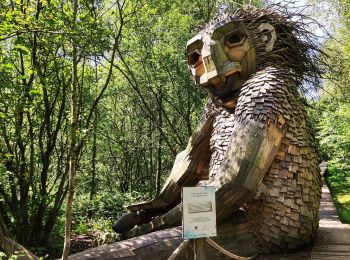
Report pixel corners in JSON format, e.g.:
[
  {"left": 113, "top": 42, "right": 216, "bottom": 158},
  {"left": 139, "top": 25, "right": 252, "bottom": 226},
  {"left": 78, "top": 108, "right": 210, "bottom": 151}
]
[
  {"left": 212, "top": 17, "right": 238, "bottom": 31},
  {"left": 186, "top": 36, "right": 203, "bottom": 53}
]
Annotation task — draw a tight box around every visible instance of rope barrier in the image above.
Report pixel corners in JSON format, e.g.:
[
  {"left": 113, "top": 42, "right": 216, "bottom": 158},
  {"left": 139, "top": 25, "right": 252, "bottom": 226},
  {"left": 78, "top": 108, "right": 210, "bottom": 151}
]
[
  {"left": 205, "top": 237, "right": 257, "bottom": 260},
  {"left": 167, "top": 240, "right": 190, "bottom": 260},
  {"left": 168, "top": 237, "right": 257, "bottom": 260}
]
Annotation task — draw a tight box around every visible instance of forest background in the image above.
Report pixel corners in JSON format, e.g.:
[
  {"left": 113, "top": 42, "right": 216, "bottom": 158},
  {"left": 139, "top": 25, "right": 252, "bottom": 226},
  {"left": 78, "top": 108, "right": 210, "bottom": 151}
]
[{"left": 0, "top": 0, "right": 349, "bottom": 258}]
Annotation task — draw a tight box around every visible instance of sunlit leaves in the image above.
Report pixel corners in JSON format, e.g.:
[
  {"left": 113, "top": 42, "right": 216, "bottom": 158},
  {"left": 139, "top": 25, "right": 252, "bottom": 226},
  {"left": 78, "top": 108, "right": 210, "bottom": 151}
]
[
  {"left": 13, "top": 44, "right": 31, "bottom": 55},
  {"left": 0, "top": 0, "right": 269, "bottom": 250},
  {"left": 314, "top": 0, "right": 350, "bottom": 167}
]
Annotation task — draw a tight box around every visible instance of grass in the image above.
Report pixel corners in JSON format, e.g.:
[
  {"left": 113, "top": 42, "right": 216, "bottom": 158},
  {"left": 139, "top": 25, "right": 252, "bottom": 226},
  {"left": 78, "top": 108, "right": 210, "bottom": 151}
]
[{"left": 325, "top": 162, "right": 350, "bottom": 223}]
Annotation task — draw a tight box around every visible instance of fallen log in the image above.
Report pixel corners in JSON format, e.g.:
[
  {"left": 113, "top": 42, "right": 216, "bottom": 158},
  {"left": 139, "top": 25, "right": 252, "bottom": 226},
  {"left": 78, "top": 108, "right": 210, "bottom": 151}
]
[
  {"left": 69, "top": 227, "right": 183, "bottom": 260},
  {"left": 0, "top": 236, "right": 39, "bottom": 260},
  {"left": 0, "top": 214, "right": 38, "bottom": 260}
]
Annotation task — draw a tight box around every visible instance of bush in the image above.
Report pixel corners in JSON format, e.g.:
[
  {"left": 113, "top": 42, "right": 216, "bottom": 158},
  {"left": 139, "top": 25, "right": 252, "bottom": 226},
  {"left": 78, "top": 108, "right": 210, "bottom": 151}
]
[{"left": 325, "top": 161, "right": 350, "bottom": 224}]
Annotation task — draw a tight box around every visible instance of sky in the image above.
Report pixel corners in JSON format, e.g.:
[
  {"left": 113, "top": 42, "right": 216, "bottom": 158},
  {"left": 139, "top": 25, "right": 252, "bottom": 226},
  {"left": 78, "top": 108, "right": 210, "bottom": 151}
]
[
  {"left": 268, "top": 0, "right": 340, "bottom": 39},
  {"left": 267, "top": 0, "right": 340, "bottom": 100}
]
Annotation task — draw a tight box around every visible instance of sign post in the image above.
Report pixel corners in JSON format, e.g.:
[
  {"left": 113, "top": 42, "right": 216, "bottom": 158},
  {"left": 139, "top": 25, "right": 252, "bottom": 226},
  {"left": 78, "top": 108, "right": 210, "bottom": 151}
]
[
  {"left": 182, "top": 186, "right": 216, "bottom": 259},
  {"left": 170, "top": 186, "right": 252, "bottom": 259}
]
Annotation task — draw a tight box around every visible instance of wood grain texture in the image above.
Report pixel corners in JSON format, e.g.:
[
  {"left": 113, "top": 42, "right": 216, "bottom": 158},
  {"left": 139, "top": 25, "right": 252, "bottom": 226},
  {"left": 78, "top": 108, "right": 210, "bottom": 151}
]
[
  {"left": 230, "top": 67, "right": 321, "bottom": 253},
  {"left": 69, "top": 227, "right": 183, "bottom": 260}
]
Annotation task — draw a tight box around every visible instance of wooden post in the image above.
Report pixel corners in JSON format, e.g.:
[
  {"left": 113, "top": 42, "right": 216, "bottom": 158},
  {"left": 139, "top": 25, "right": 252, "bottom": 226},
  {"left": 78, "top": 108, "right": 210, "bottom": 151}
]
[{"left": 194, "top": 238, "right": 206, "bottom": 260}]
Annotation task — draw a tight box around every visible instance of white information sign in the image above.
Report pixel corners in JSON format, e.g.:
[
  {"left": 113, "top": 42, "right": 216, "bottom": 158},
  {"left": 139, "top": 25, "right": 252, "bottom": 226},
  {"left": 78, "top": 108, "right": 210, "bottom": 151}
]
[{"left": 182, "top": 186, "right": 217, "bottom": 239}]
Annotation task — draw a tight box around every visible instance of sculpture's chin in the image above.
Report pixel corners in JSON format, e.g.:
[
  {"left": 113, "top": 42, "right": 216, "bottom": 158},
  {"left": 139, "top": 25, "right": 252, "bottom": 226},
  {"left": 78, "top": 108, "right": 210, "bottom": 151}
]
[{"left": 203, "top": 73, "right": 243, "bottom": 108}]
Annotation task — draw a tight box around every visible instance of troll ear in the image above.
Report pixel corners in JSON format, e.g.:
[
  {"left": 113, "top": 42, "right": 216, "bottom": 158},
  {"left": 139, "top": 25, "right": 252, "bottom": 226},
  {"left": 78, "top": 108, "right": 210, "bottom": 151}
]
[{"left": 258, "top": 23, "right": 276, "bottom": 52}]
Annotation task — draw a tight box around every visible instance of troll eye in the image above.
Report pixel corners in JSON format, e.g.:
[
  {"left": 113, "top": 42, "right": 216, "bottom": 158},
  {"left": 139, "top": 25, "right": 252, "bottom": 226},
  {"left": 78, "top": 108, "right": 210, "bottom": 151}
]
[
  {"left": 227, "top": 34, "right": 241, "bottom": 44},
  {"left": 187, "top": 49, "right": 201, "bottom": 66},
  {"left": 224, "top": 30, "right": 246, "bottom": 47}
]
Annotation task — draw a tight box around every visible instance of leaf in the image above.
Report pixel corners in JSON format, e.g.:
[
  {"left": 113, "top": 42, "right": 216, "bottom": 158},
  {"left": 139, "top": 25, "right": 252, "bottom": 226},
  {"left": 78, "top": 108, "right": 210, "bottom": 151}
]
[
  {"left": 0, "top": 63, "right": 14, "bottom": 71},
  {"left": 13, "top": 44, "right": 31, "bottom": 55},
  {"left": 29, "top": 88, "right": 42, "bottom": 96},
  {"left": 0, "top": 112, "right": 6, "bottom": 119}
]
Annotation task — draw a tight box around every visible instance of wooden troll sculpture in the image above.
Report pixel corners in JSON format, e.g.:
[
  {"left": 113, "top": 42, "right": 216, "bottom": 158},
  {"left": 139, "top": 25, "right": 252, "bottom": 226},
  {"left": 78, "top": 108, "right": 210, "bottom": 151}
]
[{"left": 113, "top": 7, "right": 322, "bottom": 256}]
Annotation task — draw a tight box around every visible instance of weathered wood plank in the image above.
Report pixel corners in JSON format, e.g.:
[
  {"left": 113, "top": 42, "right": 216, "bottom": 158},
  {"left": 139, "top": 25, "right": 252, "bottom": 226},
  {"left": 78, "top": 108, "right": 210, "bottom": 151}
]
[{"left": 311, "top": 179, "right": 350, "bottom": 260}]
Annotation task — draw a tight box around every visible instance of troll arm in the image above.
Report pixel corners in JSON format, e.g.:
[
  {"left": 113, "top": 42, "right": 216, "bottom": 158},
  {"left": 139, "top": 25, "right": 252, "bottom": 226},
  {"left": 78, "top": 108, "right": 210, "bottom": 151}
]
[
  {"left": 212, "top": 118, "right": 287, "bottom": 221},
  {"left": 118, "top": 116, "right": 287, "bottom": 237}
]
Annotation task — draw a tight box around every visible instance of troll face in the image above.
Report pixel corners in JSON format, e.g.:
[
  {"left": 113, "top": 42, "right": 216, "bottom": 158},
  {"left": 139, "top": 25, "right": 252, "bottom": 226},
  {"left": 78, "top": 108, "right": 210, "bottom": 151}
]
[{"left": 187, "top": 18, "right": 276, "bottom": 107}]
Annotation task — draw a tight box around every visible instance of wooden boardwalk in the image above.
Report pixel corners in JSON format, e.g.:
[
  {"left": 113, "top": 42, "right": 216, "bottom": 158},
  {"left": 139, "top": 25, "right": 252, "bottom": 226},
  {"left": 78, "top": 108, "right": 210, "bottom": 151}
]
[
  {"left": 310, "top": 180, "right": 350, "bottom": 260},
  {"left": 69, "top": 173, "right": 350, "bottom": 259},
  {"left": 256, "top": 177, "right": 350, "bottom": 260}
]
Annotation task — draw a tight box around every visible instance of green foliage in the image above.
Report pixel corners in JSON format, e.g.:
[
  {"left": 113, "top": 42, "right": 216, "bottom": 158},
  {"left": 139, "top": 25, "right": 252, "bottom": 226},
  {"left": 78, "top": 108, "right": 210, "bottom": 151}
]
[
  {"left": 314, "top": 1, "right": 350, "bottom": 161},
  {"left": 74, "top": 192, "right": 141, "bottom": 223},
  {"left": 0, "top": 0, "right": 265, "bottom": 255},
  {"left": 325, "top": 162, "right": 350, "bottom": 223},
  {"left": 49, "top": 213, "right": 66, "bottom": 252},
  {"left": 69, "top": 192, "right": 139, "bottom": 236},
  {"left": 318, "top": 103, "right": 350, "bottom": 164},
  {"left": 0, "top": 0, "right": 137, "bottom": 245},
  {"left": 312, "top": 0, "right": 350, "bottom": 224}
]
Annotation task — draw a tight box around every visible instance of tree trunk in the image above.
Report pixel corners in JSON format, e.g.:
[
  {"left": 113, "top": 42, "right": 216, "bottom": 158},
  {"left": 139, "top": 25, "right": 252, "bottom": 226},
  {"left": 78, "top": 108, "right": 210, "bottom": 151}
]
[
  {"left": 88, "top": 111, "right": 97, "bottom": 219},
  {"left": 149, "top": 115, "right": 154, "bottom": 196},
  {"left": 0, "top": 213, "right": 6, "bottom": 239},
  {"left": 156, "top": 89, "right": 163, "bottom": 195},
  {"left": 62, "top": 1, "right": 79, "bottom": 257}
]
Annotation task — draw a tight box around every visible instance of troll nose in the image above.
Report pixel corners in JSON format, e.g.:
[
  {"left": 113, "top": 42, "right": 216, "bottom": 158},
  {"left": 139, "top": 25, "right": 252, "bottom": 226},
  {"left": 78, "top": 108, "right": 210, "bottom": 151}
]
[{"left": 200, "top": 46, "right": 222, "bottom": 86}]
